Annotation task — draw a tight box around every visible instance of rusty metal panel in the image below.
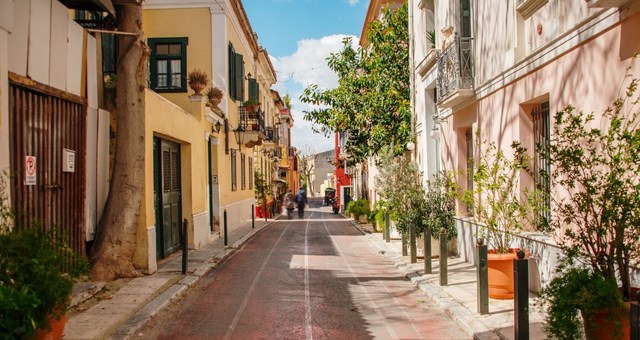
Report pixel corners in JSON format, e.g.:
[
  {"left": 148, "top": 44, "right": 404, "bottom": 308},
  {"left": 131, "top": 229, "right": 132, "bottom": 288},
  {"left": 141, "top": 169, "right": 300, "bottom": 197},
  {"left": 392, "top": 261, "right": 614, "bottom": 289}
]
[{"left": 9, "top": 82, "right": 87, "bottom": 256}]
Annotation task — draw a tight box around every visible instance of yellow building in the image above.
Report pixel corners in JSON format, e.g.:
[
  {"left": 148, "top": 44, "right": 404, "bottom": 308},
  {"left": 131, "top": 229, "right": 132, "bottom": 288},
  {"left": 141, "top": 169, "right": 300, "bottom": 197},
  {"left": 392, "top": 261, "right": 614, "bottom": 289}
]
[{"left": 138, "top": 0, "right": 279, "bottom": 271}]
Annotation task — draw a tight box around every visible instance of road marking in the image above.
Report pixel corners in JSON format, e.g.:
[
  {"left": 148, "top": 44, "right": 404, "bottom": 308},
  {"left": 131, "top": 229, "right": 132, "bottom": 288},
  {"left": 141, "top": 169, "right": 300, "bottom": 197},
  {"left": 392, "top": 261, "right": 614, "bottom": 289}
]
[
  {"left": 223, "top": 224, "right": 290, "bottom": 340},
  {"left": 304, "top": 215, "right": 313, "bottom": 340},
  {"left": 319, "top": 212, "right": 401, "bottom": 340}
]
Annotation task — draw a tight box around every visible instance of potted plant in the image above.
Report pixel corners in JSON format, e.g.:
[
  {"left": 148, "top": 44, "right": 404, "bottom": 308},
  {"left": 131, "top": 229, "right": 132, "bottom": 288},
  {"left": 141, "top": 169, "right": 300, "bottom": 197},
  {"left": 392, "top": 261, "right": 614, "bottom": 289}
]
[
  {"left": 187, "top": 69, "right": 209, "bottom": 95},
  {"left": 243, "top": 100, "right": 260, "bottom": 114},
  {"left": 206, "top": 86, "right": 224, "bottom": 107},
  {"left": 463, "top": 133, "right": 538, "bottom": 299},
  {"left": 345, "top": 199, "right": 370, "bottom": 223},
  {"left": 537, "top": 74, "right": 640, "bottom": 339},
  {"left": 423, "top": 171, "right": 458, "bottom": 262}
]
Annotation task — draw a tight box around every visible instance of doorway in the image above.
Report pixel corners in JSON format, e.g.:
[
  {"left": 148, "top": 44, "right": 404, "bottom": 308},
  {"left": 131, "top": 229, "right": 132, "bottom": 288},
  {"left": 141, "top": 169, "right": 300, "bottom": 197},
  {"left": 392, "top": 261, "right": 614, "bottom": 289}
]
[{"left": 153, "top": 137, "right": 182, "bottom": 259}]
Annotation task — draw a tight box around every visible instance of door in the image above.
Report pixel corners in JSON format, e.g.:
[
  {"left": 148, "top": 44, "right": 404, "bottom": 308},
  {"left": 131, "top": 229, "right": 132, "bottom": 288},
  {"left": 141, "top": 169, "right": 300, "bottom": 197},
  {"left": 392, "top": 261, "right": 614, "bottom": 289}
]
[{"left": 153, "top": 137, "right": 182, "bottom": 258}]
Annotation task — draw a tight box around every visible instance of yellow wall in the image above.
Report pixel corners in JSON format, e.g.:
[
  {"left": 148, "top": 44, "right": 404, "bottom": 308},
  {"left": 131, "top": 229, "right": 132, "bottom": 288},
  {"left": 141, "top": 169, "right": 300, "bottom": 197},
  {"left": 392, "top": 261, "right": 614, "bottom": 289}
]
[{"left": 143, "top": 8, "right": 212, "bottom": 113}]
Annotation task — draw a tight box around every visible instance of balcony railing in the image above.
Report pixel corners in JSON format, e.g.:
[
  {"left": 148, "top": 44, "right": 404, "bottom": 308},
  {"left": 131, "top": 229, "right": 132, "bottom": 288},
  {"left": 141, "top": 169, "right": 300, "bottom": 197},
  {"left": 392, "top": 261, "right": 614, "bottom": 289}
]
[
  {"left": 238, "top": 106, "right": 266, "bottom": 135},
  {"left": 264, "top": 126, "right": 279, "bottom": 143},
  {"left": 436, "top": 35, "right": 475, "bottom": 108}
]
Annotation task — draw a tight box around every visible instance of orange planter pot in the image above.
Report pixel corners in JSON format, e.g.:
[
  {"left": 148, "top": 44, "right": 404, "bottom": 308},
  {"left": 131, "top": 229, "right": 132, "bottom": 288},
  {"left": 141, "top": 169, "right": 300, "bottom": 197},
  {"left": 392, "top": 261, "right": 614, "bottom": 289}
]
[
  {"left": 35, "top": 312, "right": 66, "bottom": 340},
  {"left": 487, "top": 249, "right": 528, "bottom": 300},
  {"left": 584, "top": 303, "right": 630, "bottom": 340}
]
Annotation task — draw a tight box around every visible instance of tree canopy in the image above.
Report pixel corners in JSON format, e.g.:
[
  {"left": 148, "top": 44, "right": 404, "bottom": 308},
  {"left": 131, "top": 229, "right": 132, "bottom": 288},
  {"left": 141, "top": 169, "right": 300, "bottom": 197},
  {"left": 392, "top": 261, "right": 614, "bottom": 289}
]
[{"left": 300, "top": 4, "right": 411, "bottom": 164}]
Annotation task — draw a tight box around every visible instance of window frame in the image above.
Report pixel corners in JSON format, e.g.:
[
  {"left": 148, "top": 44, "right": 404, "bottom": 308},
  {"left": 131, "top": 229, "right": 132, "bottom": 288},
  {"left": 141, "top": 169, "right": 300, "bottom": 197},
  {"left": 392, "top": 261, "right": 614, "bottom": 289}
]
[
  {"left": 532, "top": 101, "right": 551, "bottom": 229},
  {"left": 241, "top": 153, "right": 246, "bottom": 190},
  {"left": 149, "top": 37, "right": 189, "bottom": 93}
]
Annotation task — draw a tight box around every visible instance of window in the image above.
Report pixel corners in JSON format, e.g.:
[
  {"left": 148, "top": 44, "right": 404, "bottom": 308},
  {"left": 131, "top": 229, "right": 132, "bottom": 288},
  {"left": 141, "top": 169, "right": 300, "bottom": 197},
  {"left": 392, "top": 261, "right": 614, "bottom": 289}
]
[
  {"left": 249, "top": 157, "right": 254, "bottom": 190},
  {"left": 149, "top": 38, "right": 188, "bottom": 92},
  {"left": 231, "top": 149, "right": 237, "bottom": 191},
  {"left": 228, "top": 43, "right": 245, "bottom": 101},
  {"left": 248, "top": 77, "right": 259, "bottom": 103},
  {"left": 241, "top": 153, "right": 246, "bottom": 190},
  {"left": 533, "top": 101, "right": 551, "bottom": 229}
]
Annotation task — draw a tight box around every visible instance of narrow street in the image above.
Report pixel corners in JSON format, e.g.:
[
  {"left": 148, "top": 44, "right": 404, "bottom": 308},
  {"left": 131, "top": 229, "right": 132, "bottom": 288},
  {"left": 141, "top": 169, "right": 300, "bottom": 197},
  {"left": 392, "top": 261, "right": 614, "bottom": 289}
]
[{"left": 138, "top": 199, "right": 470, "bottom": 339}]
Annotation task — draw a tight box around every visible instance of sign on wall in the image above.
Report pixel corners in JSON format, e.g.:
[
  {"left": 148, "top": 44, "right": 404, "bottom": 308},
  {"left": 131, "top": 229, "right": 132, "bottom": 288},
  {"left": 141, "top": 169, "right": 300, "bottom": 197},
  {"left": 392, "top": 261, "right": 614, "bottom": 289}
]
[{"left": 25, "top": 155, "right": 36, "bottom": 185}]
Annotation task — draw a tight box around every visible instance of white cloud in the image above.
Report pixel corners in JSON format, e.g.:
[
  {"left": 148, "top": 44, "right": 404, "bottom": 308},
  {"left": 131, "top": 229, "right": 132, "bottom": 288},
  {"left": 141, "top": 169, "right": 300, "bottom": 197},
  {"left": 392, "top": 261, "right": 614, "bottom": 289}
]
[
  {"left": 347, "top": 0, "right": 360, "bottom": 5},
  {"left": 269, "top": 34, "right": 359, "bottom": 153}
]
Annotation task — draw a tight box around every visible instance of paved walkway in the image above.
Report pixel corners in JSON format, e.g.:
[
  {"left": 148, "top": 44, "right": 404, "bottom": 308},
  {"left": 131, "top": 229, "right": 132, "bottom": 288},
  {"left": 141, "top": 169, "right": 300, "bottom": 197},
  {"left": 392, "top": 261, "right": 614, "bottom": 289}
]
[{"left": 63, "top": 215, "right": 546, "bottom": 340}]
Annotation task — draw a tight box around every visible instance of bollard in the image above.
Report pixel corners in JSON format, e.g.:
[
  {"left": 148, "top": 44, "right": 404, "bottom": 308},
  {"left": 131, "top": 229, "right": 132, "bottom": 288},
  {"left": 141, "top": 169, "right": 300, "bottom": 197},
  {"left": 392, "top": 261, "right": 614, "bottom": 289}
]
[
  {"left": 631, "top": 291, "right": 640, "bottom": 340},
  {"left": 476, "top": 238, "right": 489, "bottom": 314},
  {"left": 384, "top": 213, "right": 391, "bottom": 243},
  {"left": 402, "top": 234, "right": 408, "bottom": 256},
  {"left": 439, "top": 231, "right": 448, "bottom": 286},
  {"left": 182, "top": 219, "right": 188, "bottom": 275},
  {"left": 223, "top": 210, "right": 228, "bottom": 246},
  {"left": 410, "top": 223, "right": 417, "bottom": 264},
  {"left": 252, "top": 204, "right": 255, "bottom": 229},
  {"left": 514, "top": 249, "right": 529, "bottom": 340},
  {"left": 424, "top": 227, "right": 432, "bottom": 274}
]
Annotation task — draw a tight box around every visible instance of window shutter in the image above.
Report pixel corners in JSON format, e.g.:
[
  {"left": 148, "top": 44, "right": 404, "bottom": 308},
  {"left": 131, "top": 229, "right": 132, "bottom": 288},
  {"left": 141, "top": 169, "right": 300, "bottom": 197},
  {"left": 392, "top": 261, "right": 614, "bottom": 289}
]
[
  {"left": 228, "top": 43, "right": 236, "bottom": 100},
  {"left": 235, "top": 54, "right": 244, "bottom": 101},
  {"left": 248, "top": 78, "right": 259, "bottom": 102}
]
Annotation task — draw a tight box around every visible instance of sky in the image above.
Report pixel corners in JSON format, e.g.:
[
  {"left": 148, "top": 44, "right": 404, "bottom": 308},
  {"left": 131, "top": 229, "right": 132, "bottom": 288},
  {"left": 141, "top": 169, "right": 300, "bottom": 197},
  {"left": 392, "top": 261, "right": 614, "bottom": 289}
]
[{"left": 243, "top": 0, "right": 370, "bottom": 155}]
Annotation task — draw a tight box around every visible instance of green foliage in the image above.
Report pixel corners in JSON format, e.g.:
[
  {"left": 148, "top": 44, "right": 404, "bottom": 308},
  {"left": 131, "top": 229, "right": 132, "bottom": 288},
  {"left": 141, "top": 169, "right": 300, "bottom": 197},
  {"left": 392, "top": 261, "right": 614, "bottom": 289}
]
[
  {"left": 537, "top": 266, "right": 624, "bottom": 340},
  {"left": 426, "top": 29, "right": 436, "bottom": 49},
  {"left": 300, "top": 5, "right": 411, "bottom": 164},
  {"left": 0, "top": 227, "right": 89, "bottom": 336},
  {"left": 254, "top": 169, "right": 269, "bottom": 205},
  {"left": 424, "top": 172, "right": 458, "bottom": 240},
  {"left": 539, "top": 71, "right": 640, "bottom": 300},
  {"left": 345, "top": 199, "right": 370, "bottom": 218},
  {"left": 463, "top": 133, "right": 538, "bottom": 253},
  {"left": 375, "top": 147, "right": 427, "bottom": 236},
  {"left": 0, "top": 174, "right": 90, "bottom": 337}
]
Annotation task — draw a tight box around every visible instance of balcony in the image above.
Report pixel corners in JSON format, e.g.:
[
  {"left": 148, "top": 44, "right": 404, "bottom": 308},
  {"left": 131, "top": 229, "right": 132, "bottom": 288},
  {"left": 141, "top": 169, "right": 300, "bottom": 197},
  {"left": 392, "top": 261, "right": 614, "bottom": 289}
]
[
  {"left": 436, "top": 35, "right": 475, "bottom": 109},
  {"left": 262, "top": 126, "right": 279, "bottom": 147},
  {"left": 586, "top": 0, "right": 632, "bottom": 8},
  {"left": 234, "top": 105, "right": 266, "bottom": 148}
]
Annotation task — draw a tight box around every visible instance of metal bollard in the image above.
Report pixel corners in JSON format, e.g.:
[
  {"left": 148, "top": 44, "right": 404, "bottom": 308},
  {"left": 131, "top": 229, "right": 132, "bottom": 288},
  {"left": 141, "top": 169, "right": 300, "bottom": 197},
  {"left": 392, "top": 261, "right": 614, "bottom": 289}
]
[
  {"left": 223, "top": 209, "right": 228, "bottom": 246},
  {"left": 476, "top": 238, "right": 489, "bottom": 314},
  {"left": 410, "top": 223, "right": 417, "bottom": 264},
  {"left": 182, "top": 219, "right": 188, "bottom": 275},
  {"left": 384, "top": 213, "right": 390, "bottom": 243},
  {"left": 514, "top": 249, "right": 529, "bottom": 340},
  {"left": 424, "top": 227, "right": 432, "bottom": 274},
  {"left": 252, "top": 204, "right": 255, "bottom": 229},
  {"left": 439, "top": 231, "right": 448, "bottom": 286}
]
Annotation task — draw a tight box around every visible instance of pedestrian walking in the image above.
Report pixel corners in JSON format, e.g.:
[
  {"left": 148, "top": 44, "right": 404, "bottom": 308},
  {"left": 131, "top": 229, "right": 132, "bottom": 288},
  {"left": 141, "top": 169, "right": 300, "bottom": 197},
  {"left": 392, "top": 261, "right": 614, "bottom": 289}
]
[
  {"left": 295, "top": 188, "right": 307, "bottom": 219},
  {"left": 283, "top": 191, "right": 295, "bottom": 219}
]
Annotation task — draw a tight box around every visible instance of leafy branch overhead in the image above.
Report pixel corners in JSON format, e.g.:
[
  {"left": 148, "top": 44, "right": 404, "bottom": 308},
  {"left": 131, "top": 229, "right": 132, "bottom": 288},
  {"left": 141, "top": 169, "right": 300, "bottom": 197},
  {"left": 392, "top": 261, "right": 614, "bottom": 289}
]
[{"left": 300, "top": 4, "right": 411, "bottom": 164}]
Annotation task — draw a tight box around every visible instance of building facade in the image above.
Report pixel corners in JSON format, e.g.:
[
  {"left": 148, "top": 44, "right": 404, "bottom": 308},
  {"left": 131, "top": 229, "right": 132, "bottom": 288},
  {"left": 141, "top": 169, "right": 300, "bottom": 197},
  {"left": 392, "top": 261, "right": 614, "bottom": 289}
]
[{"left": 409, "top": 0, "right": 640, "bottom": 286}]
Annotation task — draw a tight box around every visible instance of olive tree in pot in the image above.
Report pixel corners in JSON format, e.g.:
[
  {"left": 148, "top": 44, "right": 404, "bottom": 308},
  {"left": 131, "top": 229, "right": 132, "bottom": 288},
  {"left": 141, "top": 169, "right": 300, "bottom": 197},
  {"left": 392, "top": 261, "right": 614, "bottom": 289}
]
[
  {"left": 375, "top": 146, "right": 428, "bottom": 262},
  {"left": 538, "top": 73, "right": 640, "bottom": 340},
  {"left": 423, "top": 171, "right": 458, "bottom": 272},
  {"left": 462, "top": 133, "right": 539, "bottom": 299}
]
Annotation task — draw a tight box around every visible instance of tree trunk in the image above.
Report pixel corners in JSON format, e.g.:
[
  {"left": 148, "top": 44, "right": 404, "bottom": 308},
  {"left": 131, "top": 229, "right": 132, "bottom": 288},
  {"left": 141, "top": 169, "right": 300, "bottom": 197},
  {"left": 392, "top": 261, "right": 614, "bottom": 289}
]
[{"left": 91, "top": 4, "right": 148, "bottom": 281}]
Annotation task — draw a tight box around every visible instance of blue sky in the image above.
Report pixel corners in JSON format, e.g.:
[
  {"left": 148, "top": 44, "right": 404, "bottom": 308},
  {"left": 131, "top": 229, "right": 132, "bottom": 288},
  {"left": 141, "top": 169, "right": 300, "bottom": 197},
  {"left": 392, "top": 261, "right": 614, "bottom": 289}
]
[{"left": 243, "top": 0, "right": 370, "bottom": 154}]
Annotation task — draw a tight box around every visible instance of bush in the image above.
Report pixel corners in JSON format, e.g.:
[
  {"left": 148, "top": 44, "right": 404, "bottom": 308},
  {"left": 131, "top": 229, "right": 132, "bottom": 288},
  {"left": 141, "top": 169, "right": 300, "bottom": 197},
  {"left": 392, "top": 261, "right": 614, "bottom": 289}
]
[{"left": 345, "top": 199, "right": 370, "bottom": 217}]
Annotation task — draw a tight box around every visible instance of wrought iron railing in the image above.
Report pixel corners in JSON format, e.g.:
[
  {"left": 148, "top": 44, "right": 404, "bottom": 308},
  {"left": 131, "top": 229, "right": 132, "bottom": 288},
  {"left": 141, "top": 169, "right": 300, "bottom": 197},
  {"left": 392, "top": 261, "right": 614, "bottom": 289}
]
[
  {"left": 238, "top": 106, "right": 266, "bottom": 134},
  {"left": 264, "top": 126, "right": 279, "bottom": 142},
  {"left": 436, "top": 35, "right": 474, "bottom": 101}
]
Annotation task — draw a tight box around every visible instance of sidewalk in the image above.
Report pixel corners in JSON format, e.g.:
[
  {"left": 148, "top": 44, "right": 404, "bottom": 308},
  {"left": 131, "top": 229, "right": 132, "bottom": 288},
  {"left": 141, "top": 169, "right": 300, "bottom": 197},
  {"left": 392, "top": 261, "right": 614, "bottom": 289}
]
[{"left": 64, "top": 216, "right": 546, "bottom": 340}]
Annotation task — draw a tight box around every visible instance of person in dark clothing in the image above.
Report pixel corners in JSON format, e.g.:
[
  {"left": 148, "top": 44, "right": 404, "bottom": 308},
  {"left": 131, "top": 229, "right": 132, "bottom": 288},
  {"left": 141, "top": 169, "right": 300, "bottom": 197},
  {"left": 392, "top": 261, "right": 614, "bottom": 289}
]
[{"left": 295, "top": 189, "right": 307, "bottom": 219}]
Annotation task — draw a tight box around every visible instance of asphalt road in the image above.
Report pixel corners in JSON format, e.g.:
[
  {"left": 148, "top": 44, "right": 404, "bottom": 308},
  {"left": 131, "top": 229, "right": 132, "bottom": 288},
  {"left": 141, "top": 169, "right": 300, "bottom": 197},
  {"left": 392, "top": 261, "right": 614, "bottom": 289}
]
[{"left": 138, "top": 199, "right": 470, "bottom": 339}]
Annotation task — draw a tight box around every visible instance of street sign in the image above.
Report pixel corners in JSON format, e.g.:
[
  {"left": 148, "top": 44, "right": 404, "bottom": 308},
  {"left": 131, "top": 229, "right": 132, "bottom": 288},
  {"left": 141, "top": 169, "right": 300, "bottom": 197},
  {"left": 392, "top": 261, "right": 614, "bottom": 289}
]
[{"left": 25, "top": 156, "right": 36, "bottom": 186}]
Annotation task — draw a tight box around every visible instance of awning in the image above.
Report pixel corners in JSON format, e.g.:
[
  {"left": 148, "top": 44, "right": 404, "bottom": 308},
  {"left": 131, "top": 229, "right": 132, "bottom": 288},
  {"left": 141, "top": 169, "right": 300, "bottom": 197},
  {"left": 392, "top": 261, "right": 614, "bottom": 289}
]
[{"left": 59, "top": 0, "right": 116, "bottom": 17}]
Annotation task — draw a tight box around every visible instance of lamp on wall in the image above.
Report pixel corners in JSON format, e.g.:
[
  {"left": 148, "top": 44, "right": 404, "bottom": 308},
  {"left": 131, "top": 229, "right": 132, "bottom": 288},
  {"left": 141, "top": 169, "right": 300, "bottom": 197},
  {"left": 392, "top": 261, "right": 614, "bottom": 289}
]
[
  {"left": 212, "top": 120, "right": 222, "bottom": 134},
  {"left": 233, "top": 125, "right": 246, "bottom": 151},
  {"left": 430, "top": 115, "right": 442, "bottom": 140}
]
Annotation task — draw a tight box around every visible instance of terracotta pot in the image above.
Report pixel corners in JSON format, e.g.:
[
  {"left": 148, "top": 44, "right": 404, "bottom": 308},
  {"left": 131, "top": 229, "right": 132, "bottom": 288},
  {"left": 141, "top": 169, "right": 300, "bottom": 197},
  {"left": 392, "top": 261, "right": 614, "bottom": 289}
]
[
  {"left": 487, "top": 249, "right": 528, "bottom": 300},
  {"left": 189, "top": 82, "right": 205, "bottom": 95},
  {"left": 35, "top": 311, "right": 66, "bottom": 340},
  {"left": 583, "top": 303, "right": 630, "bottom": 340}
]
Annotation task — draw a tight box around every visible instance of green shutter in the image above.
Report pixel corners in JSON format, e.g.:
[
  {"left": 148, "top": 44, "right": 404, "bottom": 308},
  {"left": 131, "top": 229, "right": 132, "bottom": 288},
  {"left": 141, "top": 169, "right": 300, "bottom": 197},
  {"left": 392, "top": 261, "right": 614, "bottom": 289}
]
[
  {"left": 235, "top": 54, "right": 244, "bottom": 101},
  {"left": 228, "top": 43, "right": 236, "bottom": 100},
  {"left": 248, "top": 78, "right": 259, "bottom": 102}
]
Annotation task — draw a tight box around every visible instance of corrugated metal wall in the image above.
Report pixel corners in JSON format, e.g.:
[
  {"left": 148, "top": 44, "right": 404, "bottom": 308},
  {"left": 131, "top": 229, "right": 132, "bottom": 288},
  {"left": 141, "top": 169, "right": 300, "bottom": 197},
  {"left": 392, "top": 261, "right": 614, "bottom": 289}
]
[{"left": 9, "top": 76, "right": 87, "bottom": 256}]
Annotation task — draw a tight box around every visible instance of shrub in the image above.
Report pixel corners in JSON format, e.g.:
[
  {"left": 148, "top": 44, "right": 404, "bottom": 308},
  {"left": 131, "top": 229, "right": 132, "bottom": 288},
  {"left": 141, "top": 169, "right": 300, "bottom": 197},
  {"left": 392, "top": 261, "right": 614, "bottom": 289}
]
[{"left": 346, "top": 199, "right": 370, "bottom": 218}]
